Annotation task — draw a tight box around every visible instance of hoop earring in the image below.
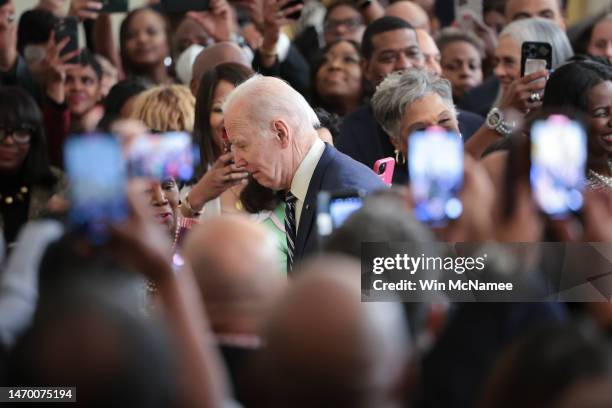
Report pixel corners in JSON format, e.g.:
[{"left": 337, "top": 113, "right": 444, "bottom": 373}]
[{"left": 394, "top": 149, "right": 406, "bottom": 165}]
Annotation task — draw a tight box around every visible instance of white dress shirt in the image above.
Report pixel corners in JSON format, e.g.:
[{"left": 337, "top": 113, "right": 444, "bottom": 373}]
[{"left": 289, "top": 138, "right": 326, "bottom": 231}]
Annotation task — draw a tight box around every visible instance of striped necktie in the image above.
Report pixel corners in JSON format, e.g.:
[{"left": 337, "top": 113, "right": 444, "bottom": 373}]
[{"left": 285, "top": 192, "right": 297, "bottom": 272}]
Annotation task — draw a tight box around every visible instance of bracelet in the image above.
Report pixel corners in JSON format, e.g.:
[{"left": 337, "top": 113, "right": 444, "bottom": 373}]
[
  {"left": 182, "top": 193, "right": 203, "bottom": 218},
  {"left": 259, "top": 47, "right": 278, "bottom": 58}
]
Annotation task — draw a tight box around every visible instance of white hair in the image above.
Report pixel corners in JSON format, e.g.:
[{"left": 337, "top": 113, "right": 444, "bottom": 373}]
[
  {"left": 371, "top": 68, "right": 456, "bottom": 142},
  {"left": 500, "top": 17, "right": 574, "bottom": 69},
  {"left": 222, "top": 75, "right": 320, "bottom": 139}
]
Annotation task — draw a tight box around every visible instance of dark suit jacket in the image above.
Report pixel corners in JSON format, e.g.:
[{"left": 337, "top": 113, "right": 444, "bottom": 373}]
[
  {"left": 336, "top": 105, "right": 484, "bottom": 184},
  {"left": 294, "top": 144, "right": 385, "bottom": 265},
  {"left": 457, "top": 76, "right": 500, "bottom": 118}
]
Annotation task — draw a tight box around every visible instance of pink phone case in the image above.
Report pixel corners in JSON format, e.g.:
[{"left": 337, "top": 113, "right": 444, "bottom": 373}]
[{"left": 373, "top": 157, "right": 395, "bottom": 186}]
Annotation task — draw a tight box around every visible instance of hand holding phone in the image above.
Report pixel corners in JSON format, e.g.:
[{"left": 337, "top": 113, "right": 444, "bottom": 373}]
[
  {"left": 54, "top": 17, "right": 80, "bottom": 64},
  {"left": 161, "top": 0, "right": 209, "bottom": 13},
  {"left": 409, "top": 128, "right": 463, "bottom": 225},
  {"left": 521, "top": 41, "right": 552, "bottom": 78},
  {"left": 317, "top": 189, "right": 364, "bottom": 237}
]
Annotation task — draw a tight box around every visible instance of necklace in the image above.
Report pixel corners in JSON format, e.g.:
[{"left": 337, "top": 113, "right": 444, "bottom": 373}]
[
  {"left": 589, "top": 169, "right": 612, "bottom": 187},
  {"left": 0, "top": 186, "right": 28, "bottom": 205}
]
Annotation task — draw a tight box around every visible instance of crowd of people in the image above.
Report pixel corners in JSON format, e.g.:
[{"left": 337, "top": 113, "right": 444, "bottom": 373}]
[{"left": 1, "top": 0, "right": 612, "bottom": 406}]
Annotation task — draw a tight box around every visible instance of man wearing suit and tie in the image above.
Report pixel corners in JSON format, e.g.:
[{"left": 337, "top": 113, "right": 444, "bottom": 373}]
[{"left": 223, "top": 75, "right": 385, "bottom": 272}]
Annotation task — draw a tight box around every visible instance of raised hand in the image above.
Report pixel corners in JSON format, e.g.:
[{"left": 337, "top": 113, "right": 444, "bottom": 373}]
[
  {"left": 187, "top": 0, "right": 234, "bottom": 43},
  {"left": 499, "top": 70, "right": 549, "bottom": 114},
  {"left": 43, "top": 32, "right": 81, "bottom": 104},
  {"left": 69, "top": 0, "right": 103, "bottom": 21}
]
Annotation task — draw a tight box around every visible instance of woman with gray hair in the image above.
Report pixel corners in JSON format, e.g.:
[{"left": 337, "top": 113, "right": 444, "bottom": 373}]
[
  {"left": 371, "top": 68, "right": 460, "bottom": 183},
  {"left": 492, "top": 17, "right": 574, "bottom": 113}
]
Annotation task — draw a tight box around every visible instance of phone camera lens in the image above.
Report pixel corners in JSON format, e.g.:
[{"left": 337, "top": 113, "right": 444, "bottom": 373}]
[{"left": 379, "top": 163, "right": 386, "bottom": 173}]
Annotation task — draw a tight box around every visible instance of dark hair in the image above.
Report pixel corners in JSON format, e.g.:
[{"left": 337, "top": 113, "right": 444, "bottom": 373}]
[
  {"left": 119, "top": 7, "right": 170, "bottom": 79},
  {"left": 361, "top": 16, "right": 414, "bottom": 60},
  {"left": 98, "top": 78, "right": 151, "bottom": 131},
  {"left": 314, "top": 107, "right": 341, "bottom": 144},
  {"left": 479, "top": 325, "right": 612, "bottom": 408},
  {"left": 17, "top": 8, "right": 56, "bottom": 54},
  {"left": 483, "top": 0, "right": 505, "bottom": 14},
  {"left": 193, "top": 62, "right": 254, "bottom": 177},
  {"left": 311, "top": 40, "right": 367, "bottom": 113},
  {"left": 77, "top": 49, "right": 103, "bottom": 80},
  {"left": 543, "top": 58, "right": 612, "bottom": 113},
  {"left": 0, "top": 87, "right": 56, "bottom": 185},
  {"left": 325, "top": 0, "right": 361, "bottom": 21}
]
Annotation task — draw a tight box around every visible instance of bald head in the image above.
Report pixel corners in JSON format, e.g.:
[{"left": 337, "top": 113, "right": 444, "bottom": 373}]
[
  {"left": 385, "top": 1, "right": 431, "bottom": 34},
  {"left": 415, "top": 28, "right": 441, "bottom": 75},
  {"left": 257, "top": 256, "right": 410, "bottom": 407},
  {"left": 183, "top": 215, "right": 285, "bottom": 335},
  {"left": 190, "top": 42, "right": 251, "bottom": 95}
]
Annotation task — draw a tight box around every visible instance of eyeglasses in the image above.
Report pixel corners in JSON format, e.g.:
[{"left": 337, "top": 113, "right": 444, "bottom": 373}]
[
  {"left": 0, "top": 126, "right": 33, "bottom": 145},
  {"left": 324, "top": 17, "right": 364, "bottom": 32}
]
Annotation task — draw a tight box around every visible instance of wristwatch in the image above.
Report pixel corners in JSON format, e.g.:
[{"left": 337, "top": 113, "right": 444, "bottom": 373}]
[{"left": 486, "top": 108, "right": 515, "bottom": 138}]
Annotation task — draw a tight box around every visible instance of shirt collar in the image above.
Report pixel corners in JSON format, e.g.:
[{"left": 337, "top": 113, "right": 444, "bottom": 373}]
[{"left": 290, "top": 138, "right": 326, "bottom": 202}]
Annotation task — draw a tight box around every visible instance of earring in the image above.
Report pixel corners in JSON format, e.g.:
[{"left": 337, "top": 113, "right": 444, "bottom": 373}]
[{"left": 394, "top": 149, "right": 406, "bottom": 165}]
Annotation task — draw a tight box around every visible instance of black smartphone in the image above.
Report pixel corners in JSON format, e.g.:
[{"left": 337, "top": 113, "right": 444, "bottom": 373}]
[
  {"left": 161, "top": 0, "right": 209, "bottom": 13},
  {"left": 317, "top": 189, "right": 364, "bottom": 237},
  {"left": 54, "top": 17, "right": 80, "bottom": 64},
  {"left": 100, "top": 0, "right": 128, "bottom": 13},
  {"left": 520, "top": 41, "right": 552, "bottom": 77},
  {"left": 282, "top": 0, "right": 303, "bottom": 20}
]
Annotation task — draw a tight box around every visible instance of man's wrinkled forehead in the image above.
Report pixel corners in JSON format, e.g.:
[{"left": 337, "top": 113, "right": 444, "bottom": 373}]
[{"left": 505, "top": 0, "right": 563, "bottom": 21}]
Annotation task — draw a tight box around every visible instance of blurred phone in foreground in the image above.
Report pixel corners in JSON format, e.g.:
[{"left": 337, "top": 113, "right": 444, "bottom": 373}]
[
  {"left": 409, "top": 128, "right": 463, "bottom": 225},
  {"left": 374, "top": 157, "right": 395, "bottom": 186},
  {"left": 126, "top": 132, "right": 196, "bottom": 182},
  {"left": 317, "top": 189, "right": 364, "bottom": 237},
  {"left": 521, "top": 41, "right": 552, "bottom": 77},
  {"left": 530, "top": 115, "right": 586, "bottom": 217},
  {"left": 64, "top": 135, "right": 128, "bottom": 243}
]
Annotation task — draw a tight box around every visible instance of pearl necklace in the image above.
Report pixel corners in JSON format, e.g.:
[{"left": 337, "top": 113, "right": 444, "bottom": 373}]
[{"left": 588, "top": 169, "right": 612, "bottom": 188}]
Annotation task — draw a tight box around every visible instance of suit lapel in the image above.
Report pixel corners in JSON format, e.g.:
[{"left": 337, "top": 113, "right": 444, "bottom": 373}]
[{"left": 295, "top": 144, "right": 335, "bottom": 257}]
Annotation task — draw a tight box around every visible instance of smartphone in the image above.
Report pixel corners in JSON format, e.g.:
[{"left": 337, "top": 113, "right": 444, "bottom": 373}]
[
  {"left": 282, "top": 0, "right": 303, "bottom": 20},
  {"left": 317, "top": 189, "right": 364, "bottom": 237},
  {"left": 521, "top": 41, "right": 552, "bottom": 77},
  {"left": 454, "top": 0, "right": 483, "bottom": 31},
  {"left": 54, "top": 17, "right": 79, "bottom": 64},
  {"left": 409, "top": 128, "right": 463, "bottom": 225},
  {"left": 126, "top": 132, "right": 195, "bottom": 182},
  {"left": 100, "top": 0, "right": 128, "bottom": 13},
  {"left": 373, "top": 157, "right": 395, "bottom": 186},
  {"left": 64, "top": 135, "right": 128, "bottom": 243},
  {"left": 530, "top": 115, "right": 586, "bottom": 217},
  {"left": 161, "top": 0, "right": 209, "bottom": 13}
]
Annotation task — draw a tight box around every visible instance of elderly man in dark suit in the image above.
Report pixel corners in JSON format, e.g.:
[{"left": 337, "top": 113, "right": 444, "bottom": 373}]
[{"left": 223, "top": 75, "right": 384, "bottom": 271}]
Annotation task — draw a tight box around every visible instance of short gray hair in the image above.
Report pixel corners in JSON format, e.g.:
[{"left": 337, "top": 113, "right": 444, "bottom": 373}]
[
  {"left": 371, "top": 68, "right": 456, "bottom": 141},
  {"left": 500, "top": 17, "right": 574, "bottom": 69},
  {"left": 223, "top": 75, "right": 320, "bottom": 138}
]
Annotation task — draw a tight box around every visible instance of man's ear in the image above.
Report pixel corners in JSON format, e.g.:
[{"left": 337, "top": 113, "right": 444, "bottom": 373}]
[{"left": 273, "top": 120, "right": 291, "bottom": 148}]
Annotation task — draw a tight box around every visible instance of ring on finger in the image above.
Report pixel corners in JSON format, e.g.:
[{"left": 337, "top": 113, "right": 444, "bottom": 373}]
[
  {"left": 528, "top": 92, "right": 541, "bottom": 103},
  {"left": 276, "top": 11, "right": 284, "bottom": 18}
]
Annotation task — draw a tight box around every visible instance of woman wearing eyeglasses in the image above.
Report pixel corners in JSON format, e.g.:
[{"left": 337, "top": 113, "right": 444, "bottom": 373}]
[{"left": 0, "top": 86, "right": 65, "bottom": 247}]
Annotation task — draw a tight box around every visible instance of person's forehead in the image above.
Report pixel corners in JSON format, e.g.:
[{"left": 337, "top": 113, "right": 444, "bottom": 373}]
[
  {"left": 416, "top": 31, "right": 438, "bottom": 55},
  {"left": 588, "top": 80, "right": 612, "bottom": 103},
  {"left": 372, "top": 29, "right": 418, "bottom": 51},
  {"left": 402, "top": 94, "right": 450, "bottom": 125},
  {"left": 443, "top": 40, "right": 479, "bottom": 57},
  {"left": 506, "top": 0, "right": 560, "bottom": 17},
  {"left": 327, "top": 41, "right": 358, "bottom": 55},
  {"left": 327, "top": 4, "right": 360, "bottom": 20},
  {"left": 593, "top": 20, "right": 612, "bottom": 38},
  {"left": 67, "top": 65, "right": 98, "bottom": 78},
  {"left": 495, "top": 35, "right": 520, "bottom": 56}
]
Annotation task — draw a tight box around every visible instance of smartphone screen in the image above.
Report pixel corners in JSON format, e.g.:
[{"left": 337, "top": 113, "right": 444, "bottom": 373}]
[
  {"left": 455, "top": 0, "right": 483, "bottom": 30},
  {"left": 55, "top": 17, "right": 79, "bottom": 64},
  {"left": 409, "top": 129, "right": 463, "bottom": 225},
  {"left": 65, "top": 135, "right": 128, "bottom": 243},
  {"left": 521, "top": 42, "right": 552, "bottom": 77},
  {"left": 161, "top": 0, "right": 209, "bottom": 13},
  {"left": 317, "top": 190, "right": 364, "bottom": 237},
  {"left": 126, "top": 132, "right": 195, "bottom": 182},
  {"left": 530, "top": 115, "right": 586, "bottom": 217},
  {"left": 100, "top": 0, "right": 128, "bottom": 13}
]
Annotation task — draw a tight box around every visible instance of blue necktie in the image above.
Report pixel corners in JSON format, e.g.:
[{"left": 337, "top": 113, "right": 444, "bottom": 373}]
[{"left": 285, "top": 192, "right": 297, "bottom": 272}]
